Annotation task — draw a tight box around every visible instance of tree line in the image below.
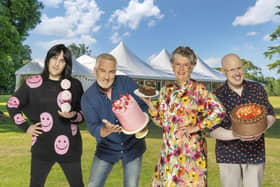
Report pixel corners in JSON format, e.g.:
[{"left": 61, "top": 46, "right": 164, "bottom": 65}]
[{"left": 0, "top": 1, "right": 279, "bottom": 95}]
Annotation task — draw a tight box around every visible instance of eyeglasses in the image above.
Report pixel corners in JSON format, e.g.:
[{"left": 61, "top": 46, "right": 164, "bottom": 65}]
[
  {"left": 173, "top": 62, "right": 192, "bottom": 69},
  {"left": 224, "top": 67, "right": 243, "bottom": 73}
]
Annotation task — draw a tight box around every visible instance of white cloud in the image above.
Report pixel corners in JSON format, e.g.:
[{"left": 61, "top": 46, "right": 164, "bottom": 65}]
[
  {"left": 246, "top": 32, "right": 257, "bottom": 36},
  {"left": 110, "top": 32, "right": 130, "bottom": 44},
  {"left": 244, "top": 43, "right": 256, "bottom": 50},
  {"left": 34, "top": 0, "right": 103, "bottom": 38},
  {"left": 40, "top": 0, "right": 63, "bottom": 8},
  {"left": 110, "top": 32, "right": 122, "bottom": 44},
  {"left": 263, "top": 33, "right": 272, "bottom": 41},
  {"left": 233, "top": 0, "right": 280, "bottom": 26},
  {"left": 204, "top": 57, "right": 221, "bottom": 67},
  {"left": 109, "top": 0, "right": 163, "bottom": 30},
  {"left": 33, "top": 14, "right": 72, "bottom": 36},
  {"left": 123, "top": 32, "right": 130, "bottom": 37},
  {"left": 148, "top": 20, "right": 156, "bottom": 27}
]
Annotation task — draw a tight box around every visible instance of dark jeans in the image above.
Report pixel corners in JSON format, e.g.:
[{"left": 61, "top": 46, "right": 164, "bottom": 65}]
[{"left": 30, "top": 158, "right": 84, "bottom": 187}]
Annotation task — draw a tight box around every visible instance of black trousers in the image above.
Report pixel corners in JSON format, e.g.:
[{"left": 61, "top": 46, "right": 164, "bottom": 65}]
[{"left": 30, "top": 158, "right": 84, "bottom": 187}]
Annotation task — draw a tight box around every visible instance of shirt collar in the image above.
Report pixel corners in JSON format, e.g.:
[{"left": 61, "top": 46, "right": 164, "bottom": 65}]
[{"left": 224, "top": 79, "right": 248, "bottom": 93}]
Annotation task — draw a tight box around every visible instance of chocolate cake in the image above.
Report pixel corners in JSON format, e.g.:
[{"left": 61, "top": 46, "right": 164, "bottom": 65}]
[
  {"left": 230, "top": 103, "right": 267, "bottom": 137},
  {"left": 139, "top": 85, "right": 156, "bottom": 96}
]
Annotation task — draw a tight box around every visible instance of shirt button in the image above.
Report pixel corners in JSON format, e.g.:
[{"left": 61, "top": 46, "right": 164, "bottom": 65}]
[{"left": 120, "top": 151, "right": 123, "bottom": 154}]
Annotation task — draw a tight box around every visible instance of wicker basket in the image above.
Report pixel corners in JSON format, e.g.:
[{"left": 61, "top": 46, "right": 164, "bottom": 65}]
[{"left": 230, "top": 103, "right": 267, "bottom": 138}]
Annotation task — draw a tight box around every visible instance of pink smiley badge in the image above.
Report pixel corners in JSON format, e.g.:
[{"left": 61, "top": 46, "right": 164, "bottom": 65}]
[
  {"left": 26, "top": 75, "right": 43, "bottom": 88},
  {"left": 7, "top": 96, "right": 20, "bottom": 108},
  {"left": 13, "top": 113, "right": 26, "bottom": 125},
  {"left": 54, "top": 135, "right": 70, "bottom": 155},
  {"left": 40, "top": 112, "right": 53, "bottom": 132}
]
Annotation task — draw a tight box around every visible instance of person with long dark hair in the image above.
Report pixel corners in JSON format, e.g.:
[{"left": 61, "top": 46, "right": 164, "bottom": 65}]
[{"left": 7, "top": 44, "right": 84, "bottom": 187}]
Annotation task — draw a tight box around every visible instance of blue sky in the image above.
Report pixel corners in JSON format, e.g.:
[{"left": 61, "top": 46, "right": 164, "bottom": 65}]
[{"left": 24, "top": 0, "right": 280, "bottom": 78}]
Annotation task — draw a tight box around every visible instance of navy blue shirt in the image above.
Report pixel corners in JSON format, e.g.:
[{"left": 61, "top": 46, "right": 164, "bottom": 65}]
[
  {"left": 213, "top": 80, "right": 274, "bottom": 164},
  {"left": 81, "top": 75, "right": 148, "bottom": 164}
]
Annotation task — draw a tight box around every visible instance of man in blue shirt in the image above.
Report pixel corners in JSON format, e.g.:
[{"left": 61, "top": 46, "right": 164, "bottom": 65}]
[
  {"left": 81, "top": 53, "right": 148, "bottom": 187},
  {"left": 210, "top": 53, "right": 275, "bottom": 187}
]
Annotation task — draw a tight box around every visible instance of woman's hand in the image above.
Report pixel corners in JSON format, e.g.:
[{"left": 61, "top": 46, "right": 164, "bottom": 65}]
[
  {"left": 58, "top": 110, "right": 77, "bottom": 119},
  {"left": 141, "top": 97, "right": 153, "bottom": 106},
  {"left": 178, "top": 125, "right": 200, "bottom": 138},
  {"left": 26, "top": 122, "right": 43, "bottom": 136}
]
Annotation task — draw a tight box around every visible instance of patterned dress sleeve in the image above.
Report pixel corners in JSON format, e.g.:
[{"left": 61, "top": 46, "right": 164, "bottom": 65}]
[
  {"left": 6, "top": 82, "right": 30, "bottom": 132},
  {"left": 196, "top": 84, "right": 226, "bottom": 130}
]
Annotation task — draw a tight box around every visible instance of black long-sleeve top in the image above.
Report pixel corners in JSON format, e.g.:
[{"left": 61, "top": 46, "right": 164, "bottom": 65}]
[{"left": 7, "top": 75, "right": 84, "bottom": 162}]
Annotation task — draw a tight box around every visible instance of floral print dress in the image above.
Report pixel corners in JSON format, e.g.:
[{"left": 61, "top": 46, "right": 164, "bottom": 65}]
[{"left": 150, "top": 80, "right": 225, "bottom": 187}]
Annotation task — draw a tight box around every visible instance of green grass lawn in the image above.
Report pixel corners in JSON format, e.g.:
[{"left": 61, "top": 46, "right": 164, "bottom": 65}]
[{"left": 0, "top": 95, "right": 279, "bottom": 187}]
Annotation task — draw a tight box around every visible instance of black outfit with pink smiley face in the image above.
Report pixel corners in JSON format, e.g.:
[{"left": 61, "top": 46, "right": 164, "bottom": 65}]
[{"left": 7, "top": 75, "right": 85, "bottom": 186}]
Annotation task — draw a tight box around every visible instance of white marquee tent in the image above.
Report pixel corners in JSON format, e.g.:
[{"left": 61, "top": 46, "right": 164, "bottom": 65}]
[
  {"left": 76, "top": 54, "right": 96, "bottom": 71},
  {"left": 15, "top": 42, "right": 226, "bottom": 91},
  {"left": 76, "top": 54, "right": 127, "bottom": 77},
  {"left": 110, "top": 42, "right": 174, "bottom": 80},
  {"left": 15, "top": 61, "right": 44, "bottom": 91},
  {"left": 15, "top": 59, "right": 95, "bottom": 91}
]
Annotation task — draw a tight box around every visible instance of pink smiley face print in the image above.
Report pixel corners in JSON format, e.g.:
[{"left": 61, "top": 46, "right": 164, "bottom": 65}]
[
  {"left": 32, "top": 136, "right": 37, "bottom": 146},
  {"left": 70, "top": 124, "right": 78, "bottom": 136},
  {"left": 40, "top": 112, "right": 53, "bottom": 132},
  {"left": 13, "top": 113, "right": 26, "bottom": 125},
  {"left": 26, "top": 75, "right": 43, "bottom": 88},
  {"left": 54, "top": 135, "right": 70, "bottom": 155},
  {"left": 7, "top": 96, "right": 20, "bottom": 108}
]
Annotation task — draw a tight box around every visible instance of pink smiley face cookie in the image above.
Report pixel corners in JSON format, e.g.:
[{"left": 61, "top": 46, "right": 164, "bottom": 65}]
[
  {"left": 57, "top": 91, "right": 72, "bottom": 107},
  {"left": 61, "top": 79, "right": 71, "bottom": 89},
  {"left": 7, "top": 96, "right": 20, "bottom": 108},
  {"left": 54, "top": 135, "right": 70, "bottom": 155},
  {"left": 26, "top": 75, "right": 43, "bottom": 88},
  {"left": 40, "top": 112, "right": 53, "bottom": 132},
  {"left": 13, "top": 113, "right": 26, "bottom": 125}
]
